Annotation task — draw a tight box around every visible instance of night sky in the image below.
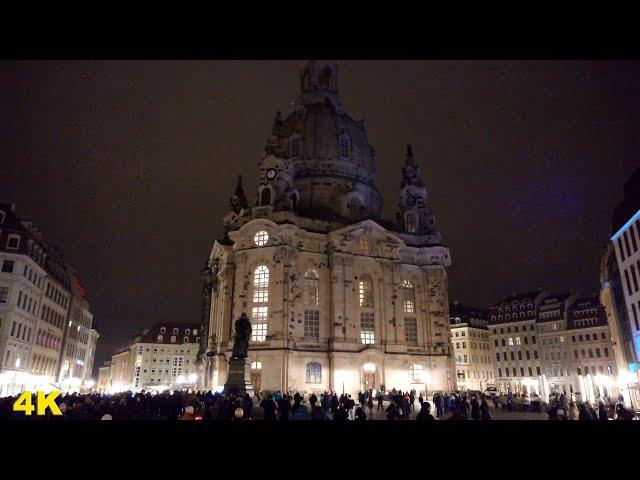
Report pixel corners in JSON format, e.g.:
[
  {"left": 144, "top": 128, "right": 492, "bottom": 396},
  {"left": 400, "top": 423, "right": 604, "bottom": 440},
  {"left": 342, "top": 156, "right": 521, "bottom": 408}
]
[{"left": 1, "top": 60, "right": 638, "bottom": 371}]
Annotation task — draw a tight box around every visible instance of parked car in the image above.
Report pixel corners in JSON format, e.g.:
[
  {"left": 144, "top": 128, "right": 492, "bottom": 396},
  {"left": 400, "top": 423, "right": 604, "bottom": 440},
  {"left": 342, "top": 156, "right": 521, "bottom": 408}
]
[{"left": 483, "top": 386, "right": 499, "bottom": 399}]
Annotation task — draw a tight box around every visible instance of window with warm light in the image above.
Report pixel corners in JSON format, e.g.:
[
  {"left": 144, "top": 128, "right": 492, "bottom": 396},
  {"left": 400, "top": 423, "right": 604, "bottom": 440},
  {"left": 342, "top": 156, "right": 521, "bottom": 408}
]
[
  {"left": 251, "top": 306, "right": 268, "bottom": 342},
  {"left": 253, "top": 265, "right": 269, "bottom": 303},
  {"left": 360, "top": 312, "right": 375, "bottom": 344},
  {"left": 358, "top": 274, "right": 374, "bottom": 308},
  {"left": 306, "top": 362, "right": 322, "bottom": 383},
  {"left": 251, "top": 361, "right": 262, "bottom": 370},
  {"left": 254, "top": 230, "right": 269, "bottom": 247},
  {"left": 401, "top": 280, "right": 415, "bottom": 313},
  {"left": 409, "top": 364, "right": 423, "bottom": 383}
]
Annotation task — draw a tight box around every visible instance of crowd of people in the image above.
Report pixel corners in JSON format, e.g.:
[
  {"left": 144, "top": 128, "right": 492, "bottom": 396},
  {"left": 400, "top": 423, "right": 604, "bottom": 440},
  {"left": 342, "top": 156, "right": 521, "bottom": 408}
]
[
  {"left": 0, "top": 388, "right": 636, "bottom": 420},
  {"left": 544, "top": 392, "right": 635, "bottom": 420}
]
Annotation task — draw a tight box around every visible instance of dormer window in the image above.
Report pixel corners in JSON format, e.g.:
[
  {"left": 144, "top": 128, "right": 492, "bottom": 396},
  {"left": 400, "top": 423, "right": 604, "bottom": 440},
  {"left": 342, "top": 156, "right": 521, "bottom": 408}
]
[
  {"left": 406, "top": 213, "right": 418, "bottom": 233},
  {"left": 173, "top": 328, "right": 179, "bottom": 335},
  {"left": 160, "top": 327, "right": 166, "bottom": 334},
  {"left": 157, "top": 335, "right": 163, "bottom": 342},
  {"left": 185, "top": 328, "right": 191, "bottom": 335},
  {"left": 339, "top": 135, "right": 351, "bottom": 159},
  {"left": 290, "top": 137, "right": 302, "bottom": 158},
  {"left": 193, "top": 329, "right": 198, "bottom": 336},
  {"left": 7, "top": 234, "right": 20, "bottom": 250}
]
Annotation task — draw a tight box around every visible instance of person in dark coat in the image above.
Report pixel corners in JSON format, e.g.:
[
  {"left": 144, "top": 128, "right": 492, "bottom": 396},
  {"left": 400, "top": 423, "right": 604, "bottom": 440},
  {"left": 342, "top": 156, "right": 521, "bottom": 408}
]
[
  {"left": 416, "top": 402, "right": 435, "bottom": 421},
  {"left": 277, "top": 395, "right": 291, "bottom": 421},
  {"left": 355, "top": 406, "right": 367, "bottom": 421},
  {"left": 598, "top": 401, "right": 609, "bottom": 421},
  {"left": 333, "top": 406, "right": 349, "bottom": 421},
  {"left": 470, "top": 396, "right": 481, "bottom": 420},
  {"left": 479, "top": 398, "right": 492, "bottom": 420},
  {"left": 578, "top": 403, "right": 593, "bottom": 420},
  {"left": 260, "top": 394, "right": 277, "bottom": 421}
]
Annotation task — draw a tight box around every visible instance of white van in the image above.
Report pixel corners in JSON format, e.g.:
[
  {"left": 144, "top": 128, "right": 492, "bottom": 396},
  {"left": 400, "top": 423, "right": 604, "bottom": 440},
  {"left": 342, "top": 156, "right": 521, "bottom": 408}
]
[{"left": 484, "top": 386, "right": 499, "bottom": 398}]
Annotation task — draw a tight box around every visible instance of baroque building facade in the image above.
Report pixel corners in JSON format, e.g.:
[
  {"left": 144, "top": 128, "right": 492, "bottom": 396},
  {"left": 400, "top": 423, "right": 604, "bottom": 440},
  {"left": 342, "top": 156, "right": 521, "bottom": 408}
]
[{"left": 198, "top": 61, "right": 454, "bottom": 395}]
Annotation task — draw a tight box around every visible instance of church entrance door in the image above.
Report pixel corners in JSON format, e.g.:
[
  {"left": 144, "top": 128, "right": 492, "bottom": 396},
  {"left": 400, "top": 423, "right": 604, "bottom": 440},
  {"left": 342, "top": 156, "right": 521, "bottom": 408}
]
[{"left": 251, "top": 372, "right": 262, "bottom": 394}]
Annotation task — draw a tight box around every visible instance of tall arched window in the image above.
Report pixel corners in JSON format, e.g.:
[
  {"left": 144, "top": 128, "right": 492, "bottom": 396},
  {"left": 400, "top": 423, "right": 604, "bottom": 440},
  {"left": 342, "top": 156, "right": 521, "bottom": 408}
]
[
  {"left": 406, "top": 213, "right": 417, "bottom": 233},
  {"left": 340, "top": 135, "right": 351, "bottom": 159},
  {"left": 252, "top": 265, "right": 269, "bottom": 342},
  {"left": 253, "top": 266, "right": 269, "bottom": 303},
  {"left": 306, "top": 362, "right": 322, "bottom": 383},
  {"left": 401, "top": 280, "right": 415, "bottom": 313},
  {"left": 358, "top": 274, "right": 373, "bottom": 308},
  {"left": 304, "top": 269, "right": 319, "bottom": 306},
  {"left": 260, "top": 188, "right": 271, "bottom": 206},
  {"left": 319, "top": 66, "right": 333, "bottom": 88}
]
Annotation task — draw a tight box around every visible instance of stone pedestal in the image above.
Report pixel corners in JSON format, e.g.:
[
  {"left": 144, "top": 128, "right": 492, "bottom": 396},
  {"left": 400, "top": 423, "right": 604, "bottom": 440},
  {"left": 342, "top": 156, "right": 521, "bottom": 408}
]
[{"left": 222, "top": 357, "right": 254, "bottom": 397}]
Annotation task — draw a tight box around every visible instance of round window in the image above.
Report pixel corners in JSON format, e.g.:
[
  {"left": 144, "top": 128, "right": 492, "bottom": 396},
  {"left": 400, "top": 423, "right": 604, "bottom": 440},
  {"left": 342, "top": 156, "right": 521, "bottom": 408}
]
[{"left": 254, "top": 230, "right": 269, "bottom": 246}]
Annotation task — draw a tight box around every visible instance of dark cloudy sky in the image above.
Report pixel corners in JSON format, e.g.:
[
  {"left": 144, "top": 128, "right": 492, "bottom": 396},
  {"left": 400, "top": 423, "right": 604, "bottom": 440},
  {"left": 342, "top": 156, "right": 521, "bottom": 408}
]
[{"left": 1, "top": 60, "right": 638, "bottom": 371}]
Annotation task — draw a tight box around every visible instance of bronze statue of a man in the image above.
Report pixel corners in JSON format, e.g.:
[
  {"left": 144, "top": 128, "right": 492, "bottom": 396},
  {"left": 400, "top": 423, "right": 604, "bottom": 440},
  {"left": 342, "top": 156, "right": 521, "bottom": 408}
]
[{"left": 231, "top": 312, "right": 252, "bottom": 359}]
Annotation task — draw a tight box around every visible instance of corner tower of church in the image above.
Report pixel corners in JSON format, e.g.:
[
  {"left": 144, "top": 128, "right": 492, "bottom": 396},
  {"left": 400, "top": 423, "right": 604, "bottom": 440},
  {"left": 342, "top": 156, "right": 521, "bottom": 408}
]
[{"left": 199, "top": 61, "right": 455, "bottom": 396}]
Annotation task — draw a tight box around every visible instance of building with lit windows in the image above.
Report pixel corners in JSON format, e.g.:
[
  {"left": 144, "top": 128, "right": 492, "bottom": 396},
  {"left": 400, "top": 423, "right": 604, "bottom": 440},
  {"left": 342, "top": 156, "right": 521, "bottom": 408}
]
[
  {"left": 607, "top": 167, "right": 640, "bottom": 403},
  {"left": 108, "top": 322, "right": 201, "bottom": 392},
  {"left": 567, "top": 296, "right": 618, "bottom": 400},
  {"left": 536, "top": 292, "right": 578, "bottom": 395},
  {"left": 489, "top": 290, "right": 547, "bottom": 394},
  {"left": 97, "top": 360, "right": 111, "bottom": 393},
  {"left": 197, "top": 61, "right": 455, "bottom": 396},
  {"left": 449, "top": 301, "right": 494, "bottom": 391},
  {"left": 0, "top": 202, "right": 98, "bottom": 396}
]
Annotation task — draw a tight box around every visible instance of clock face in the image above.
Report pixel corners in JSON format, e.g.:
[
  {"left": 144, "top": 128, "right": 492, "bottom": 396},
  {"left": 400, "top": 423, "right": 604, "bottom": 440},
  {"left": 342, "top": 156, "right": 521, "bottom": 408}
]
[{"left": 266, "top": 168, "right": 276, "bottom": 180}]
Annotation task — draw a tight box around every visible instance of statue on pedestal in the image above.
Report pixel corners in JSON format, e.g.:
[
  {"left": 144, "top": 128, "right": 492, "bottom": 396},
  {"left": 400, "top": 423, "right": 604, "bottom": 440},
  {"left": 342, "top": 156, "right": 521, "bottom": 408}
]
[
  {"left": 231, "top": 312, "right": 252, "bottom": 359},
  {"left": 223, "top": 312, "right": 254, "bottom": 397}
]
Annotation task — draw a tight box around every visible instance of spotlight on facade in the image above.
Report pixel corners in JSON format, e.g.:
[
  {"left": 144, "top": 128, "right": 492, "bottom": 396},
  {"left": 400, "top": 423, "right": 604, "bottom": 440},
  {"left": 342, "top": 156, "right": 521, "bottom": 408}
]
[{"left": 188, "top": 373, "right": 197, "bottom": 383}]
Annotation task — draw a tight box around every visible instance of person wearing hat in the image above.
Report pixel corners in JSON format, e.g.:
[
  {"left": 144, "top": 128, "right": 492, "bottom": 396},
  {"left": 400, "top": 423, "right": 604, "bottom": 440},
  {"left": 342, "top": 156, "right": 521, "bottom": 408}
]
[{"left": 416, "top": 402, "right": 435, "bottom": 421}]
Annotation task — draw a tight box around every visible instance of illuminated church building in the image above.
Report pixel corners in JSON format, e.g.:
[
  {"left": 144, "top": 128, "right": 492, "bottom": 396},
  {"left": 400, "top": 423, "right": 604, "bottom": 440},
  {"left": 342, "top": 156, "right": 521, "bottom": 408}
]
[{"left": 198, "top": 61, "right": 455, "bottom": 395}]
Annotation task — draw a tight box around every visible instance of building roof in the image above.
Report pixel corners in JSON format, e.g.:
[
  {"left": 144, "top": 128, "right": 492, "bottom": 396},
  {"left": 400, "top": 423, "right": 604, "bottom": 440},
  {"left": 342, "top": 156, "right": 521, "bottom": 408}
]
[
  {"left": 133, "top": 322, "right": 201, "bottom": 345},
  {"left": 493, "top": 290, "right": 544, "bottom": 307}
]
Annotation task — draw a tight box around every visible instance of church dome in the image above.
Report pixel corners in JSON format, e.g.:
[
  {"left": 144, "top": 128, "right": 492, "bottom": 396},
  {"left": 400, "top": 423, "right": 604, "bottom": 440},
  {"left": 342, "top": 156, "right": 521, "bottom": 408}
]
[
  {"left": 274, "top": 60, "right": 382, "bottom": 221},
  {"left": 283, "top": 102, "right": 375, "bottom": 175}
]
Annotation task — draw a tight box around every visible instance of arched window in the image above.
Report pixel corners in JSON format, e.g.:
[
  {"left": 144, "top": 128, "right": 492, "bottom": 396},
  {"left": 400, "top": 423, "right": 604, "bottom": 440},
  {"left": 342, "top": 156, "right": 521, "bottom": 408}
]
[
  {"left": 401, "top": 280, "right": 415, "bottom": 313},
  {"left": 340, "top": 135, "right": 351, "bottom": 159},
  {"left": 253, "top": 266, "right": 269, "bottom": 303},
  {"left": 406, "top": 213, "right": 417, "bottom": 233},
  {"left": 319, "top": 66, "right": 333, "bottom": 88},
  {"left": 304, "top": 269, "right": 319, "bottom": 306},
  {"left": 260, "top": 188, "right": 271, "bottom": 206},
  {"left": 252, "top": 265, "right": 270, "bottom": 342},
  {"left": 358, "top": 274, "right": 373, "bottom": 308},
  {"left": 290, "top": 137, "right": 302, "bottom": 158},
  {"left": 306, "top": 362, "right": 322, "bottom": 383},
  {"left": 359, "top": 235, "right": 372, "bottom": 255},
  {"left": 409, "top": 364, "right": 423, "bottom": 383}
]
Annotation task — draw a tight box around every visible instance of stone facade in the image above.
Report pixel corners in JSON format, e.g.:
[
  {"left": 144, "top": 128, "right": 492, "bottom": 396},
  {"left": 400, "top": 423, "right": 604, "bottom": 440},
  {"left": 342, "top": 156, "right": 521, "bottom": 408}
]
[
  {"left": 449, "top": 301, "right": 494, "bottom": 391},
  {"left": 198, "top": 61, "right": 454, "bottom": 395}
]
